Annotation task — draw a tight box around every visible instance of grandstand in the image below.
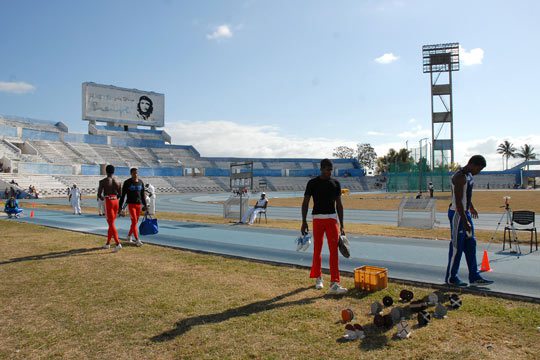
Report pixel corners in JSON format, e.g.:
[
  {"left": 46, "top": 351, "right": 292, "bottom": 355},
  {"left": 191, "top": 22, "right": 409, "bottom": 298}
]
[
  {"left": 0, "top": 112, "right": 366, "bottom": 197},
  {"left": 1, "top": 110, "right": 524, "bottom": 198}
]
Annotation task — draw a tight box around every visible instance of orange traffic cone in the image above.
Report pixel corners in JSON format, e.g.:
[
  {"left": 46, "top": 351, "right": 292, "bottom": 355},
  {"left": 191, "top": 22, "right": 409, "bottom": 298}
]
[
  {"left": 30, "top": 210, "right": 35, "bottom": 218},
  {"left": 480, "top": 250, "right": 492, "bottom": 272}
]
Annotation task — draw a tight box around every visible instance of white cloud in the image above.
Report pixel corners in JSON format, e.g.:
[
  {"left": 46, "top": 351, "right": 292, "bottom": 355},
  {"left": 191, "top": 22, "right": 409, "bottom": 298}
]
[
  {"left": 207, "top": 25, "right": 233, "bottom": 40},
  {"left": 374, "top": 53, "right": 399, "bottom": 64},
  {"left": 460, "top": 46, "right": 484, "bottom": 66},
  {"left": 367, "top": 131, "right": 387, "bottom": 136},
  {"left": 165, "top": 120, "right": 540, "bottom": 172},
  {"left": 166, "top": 120, "right": 356, "bottom": 158},
  {"left": 397, "top": 125, "right": 431, "bottom": 138},
  {"left": 0, "top": 81, "right": 36, "bottom": 94},
  {"left": 408, "top": 118, "right": 417, "bottom": 124}
]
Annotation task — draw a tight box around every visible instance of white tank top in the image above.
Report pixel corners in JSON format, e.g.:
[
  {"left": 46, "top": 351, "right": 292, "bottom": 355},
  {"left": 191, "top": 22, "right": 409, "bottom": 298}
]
[{"left": 449, "top": 170, "right": 473, "bottom": 211}]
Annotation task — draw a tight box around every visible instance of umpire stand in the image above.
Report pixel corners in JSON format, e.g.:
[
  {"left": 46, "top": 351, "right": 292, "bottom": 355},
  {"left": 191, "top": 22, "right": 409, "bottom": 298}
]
[{"left": 224, "top": 162, "right": 253, "bottom": 223}]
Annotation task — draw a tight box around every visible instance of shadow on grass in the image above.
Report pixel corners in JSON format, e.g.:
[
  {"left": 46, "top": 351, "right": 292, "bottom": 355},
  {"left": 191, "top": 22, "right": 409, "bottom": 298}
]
[
  {"left": 151, "top": 286, "right": 317, "bottom": 342},
  {"left": 358, "top": 324, "right": 389, "bottom": 351},
  {"left": 0, "top": 247, "right": 103, "bottom": 265}
]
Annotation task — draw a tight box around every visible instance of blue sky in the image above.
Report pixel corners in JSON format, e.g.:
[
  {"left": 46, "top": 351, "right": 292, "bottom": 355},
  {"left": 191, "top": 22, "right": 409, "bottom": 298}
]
[{"left": 1, "top": 0, "right": 539, "bottom": 170}]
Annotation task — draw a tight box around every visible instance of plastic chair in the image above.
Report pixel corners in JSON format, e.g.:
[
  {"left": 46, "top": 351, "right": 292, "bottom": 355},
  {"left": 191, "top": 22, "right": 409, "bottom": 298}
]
[
  {"left": 504, "top": 210, "right": 537, "bottom": 253},
  {"left": 256, "top": 209, "right": 267, "bottom": 224}
]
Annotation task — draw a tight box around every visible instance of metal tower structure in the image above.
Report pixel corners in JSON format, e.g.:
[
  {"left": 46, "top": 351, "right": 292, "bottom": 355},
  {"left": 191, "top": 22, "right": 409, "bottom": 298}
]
[{"left": 422, "top": 43, "right": 460, "bottom": 169}]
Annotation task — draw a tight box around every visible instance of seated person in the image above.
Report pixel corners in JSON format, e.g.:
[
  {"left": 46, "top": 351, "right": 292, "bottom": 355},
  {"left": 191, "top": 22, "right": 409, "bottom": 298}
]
[
  {"left": 241, "top": 192, "right": 268, "bottom": 224},
  {"left": 415, "top": 191, "right": 423, "bottom": 199},
  {"left": 4, "top": 196, "right": 23, "bottom": 218}
]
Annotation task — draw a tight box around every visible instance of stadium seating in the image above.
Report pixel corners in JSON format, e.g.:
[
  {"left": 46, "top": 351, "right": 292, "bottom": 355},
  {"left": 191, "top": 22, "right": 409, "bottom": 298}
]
[{"left": 0, "top": 173, "right": 68, "bottom": 197}]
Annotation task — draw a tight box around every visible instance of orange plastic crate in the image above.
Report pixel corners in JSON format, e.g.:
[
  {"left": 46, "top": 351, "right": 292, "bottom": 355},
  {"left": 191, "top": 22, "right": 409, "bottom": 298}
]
[{"left": 354, "top": 266, "right": 388, "bottom": 292}]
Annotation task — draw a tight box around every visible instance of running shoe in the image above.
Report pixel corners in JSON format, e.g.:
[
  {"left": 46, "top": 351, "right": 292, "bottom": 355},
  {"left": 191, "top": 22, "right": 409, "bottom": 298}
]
[
  {"left": 128, "top": 235, "right": 134, "bottom": 243},
  {"left": 102, "top": 244, "right": 110, "bottom": 249},
  {"left": 112, "top": 244, "right": 122, "bottom": 253},
  {"left": 295, "top": 236, "right": 304, "bottom": 251},
  {"left": 470, "top": 278, "right": 494, "bottom": 286},
  {"left": 135, "top": 240, "right": 143, "bottom": 247},
  {"left": 328, "top": 282, "right": 348, "bottom": 295},
  {"left": 446, "top": 278, "right": 468, "bottom": 287},
  {"left": 315, "top": 277, "right": 324, "bottom": 290},
  {"left": 301, "top": 234, "right": 312, "bottom": 251}
]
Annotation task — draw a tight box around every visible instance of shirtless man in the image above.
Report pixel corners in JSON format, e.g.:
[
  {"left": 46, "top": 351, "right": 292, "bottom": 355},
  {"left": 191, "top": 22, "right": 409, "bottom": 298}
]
[{"left": 97, "top": 165, "right": 122, "bottom": 252}]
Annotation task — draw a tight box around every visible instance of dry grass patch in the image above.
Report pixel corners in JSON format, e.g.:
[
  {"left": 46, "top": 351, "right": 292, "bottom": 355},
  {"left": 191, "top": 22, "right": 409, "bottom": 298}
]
[
  {"left": 0, "top": 221, "right": 539, "bottom": 359},
  {"left": 265, "top": 190, "right": 540, "bottom": 213}
]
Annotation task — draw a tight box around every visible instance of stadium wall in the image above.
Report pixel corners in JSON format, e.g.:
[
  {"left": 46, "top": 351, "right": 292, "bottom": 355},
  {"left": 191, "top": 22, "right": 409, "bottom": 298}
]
[
  {"left": 21, "top": 129, "right": 61, "bottom": 141},
  {"left": 112, "top": 166, "right": 183, "bottom": 177},
  {"left": 18, "top": 162, "right": 73, "bottom": 175},
  {"left": 0, "top": 125, "right": 17, "bottom": 137},
  {"left": 63, "top": 133, "right": 108, "bottom": 145}
]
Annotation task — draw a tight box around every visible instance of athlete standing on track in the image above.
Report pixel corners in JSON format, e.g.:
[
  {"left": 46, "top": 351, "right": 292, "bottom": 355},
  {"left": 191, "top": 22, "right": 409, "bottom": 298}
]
[
  {"left": 301, "top": 158, "right": 348, "bottom": 295},
  {"left": 97, "top": 165, "right": 122, "bottom": 252},
  {"left": 446, "top": 155, "right": 494, "bottom": 287},
  {"left": 119, "top": 168, "right": 146, "bottom": 247}
]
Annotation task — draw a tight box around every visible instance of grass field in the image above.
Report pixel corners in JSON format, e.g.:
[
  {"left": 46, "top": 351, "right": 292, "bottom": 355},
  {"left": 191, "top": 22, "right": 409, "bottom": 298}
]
[
  {"left": 1, "top": 220, "right": 539, "bottom": 359},
  {"left": 260, "top": 190, "right": 540, "bottom": 214}
]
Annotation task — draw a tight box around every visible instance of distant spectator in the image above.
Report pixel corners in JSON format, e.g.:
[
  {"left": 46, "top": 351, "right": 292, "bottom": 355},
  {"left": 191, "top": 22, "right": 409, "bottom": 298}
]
[
  {"left": 145, "top": 183, "right": 156, "bottom": 215},
  {"left": 69, "top": 184, "right": 82, "bottom": 215},
  {"left": 241, "top": 192, "right": 268, "bottom": 225},
  {"left": 4, "top": 196, "right": 23, "bottom": 218},
  {"left": 428, "top": 182, "right": 434, "bottom": 198},
  {"left": 31, "top": 185, "right": 39, "bottom": 199},
  {"left": 415, "top": 191, "right": 423, "bottom": 199},
  {"left": 9, "top": 187, "right": 15, "bottom": 198},
  {"left": 10, "top": 179, "right": 19, "bottom": 186},
  {"left": 15, "top": 189, "right": 21, "bottom": 199}
]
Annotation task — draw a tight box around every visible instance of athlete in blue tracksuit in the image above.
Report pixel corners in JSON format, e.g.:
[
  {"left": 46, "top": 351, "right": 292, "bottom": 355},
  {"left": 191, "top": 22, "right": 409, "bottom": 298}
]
[{"left": 446, "top": 155, "right": 494, "bottom": 287}]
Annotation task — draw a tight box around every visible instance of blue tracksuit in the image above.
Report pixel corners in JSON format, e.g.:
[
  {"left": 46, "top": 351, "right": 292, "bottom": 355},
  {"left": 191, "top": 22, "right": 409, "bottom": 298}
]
[{"left": 445, "top": 170, "right": 481, "bottom": 283}]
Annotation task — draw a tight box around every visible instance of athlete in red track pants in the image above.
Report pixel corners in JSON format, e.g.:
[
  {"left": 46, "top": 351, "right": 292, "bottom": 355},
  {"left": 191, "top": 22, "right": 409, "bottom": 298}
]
[
  {"left": 127, "top": 203, "right": 142, "bottom": 240},
  {"left": 301, "top": 158, "right": 348, "bottom": 295},
  {"left": 97, "top": 165, "right": 122, "bottom": 252},
  {"left": 119, "top": 167, "right": 147, "bottom": 247}
]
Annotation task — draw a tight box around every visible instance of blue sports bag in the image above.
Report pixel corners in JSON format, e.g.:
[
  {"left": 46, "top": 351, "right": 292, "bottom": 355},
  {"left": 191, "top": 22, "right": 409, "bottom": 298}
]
[{"left": 139, "top": 214, "right": 159, "bottom": 236}]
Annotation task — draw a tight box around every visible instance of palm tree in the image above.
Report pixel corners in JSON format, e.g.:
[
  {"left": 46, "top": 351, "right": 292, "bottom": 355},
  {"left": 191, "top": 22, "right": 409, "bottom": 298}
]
[
  {"left": 516, "top": 144, "right": 537, "bottom": 170},
  {"left": 497, "top": 140, "right": 516, "bottom": 170}
]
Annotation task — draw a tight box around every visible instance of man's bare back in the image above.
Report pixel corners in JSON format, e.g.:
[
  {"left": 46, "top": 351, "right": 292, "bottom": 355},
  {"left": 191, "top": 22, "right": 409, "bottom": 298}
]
[{"left": 97, "top": 176, "right": 121, "bottom": 199}]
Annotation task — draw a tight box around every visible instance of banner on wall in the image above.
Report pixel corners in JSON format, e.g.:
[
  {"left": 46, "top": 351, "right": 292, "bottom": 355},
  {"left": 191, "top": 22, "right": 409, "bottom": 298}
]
[{"left": 82, "top": 82, "right": 164, "bottom": 127}]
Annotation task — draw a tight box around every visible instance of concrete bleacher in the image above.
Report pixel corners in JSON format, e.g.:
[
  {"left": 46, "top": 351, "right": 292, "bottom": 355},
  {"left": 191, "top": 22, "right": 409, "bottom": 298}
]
[
  {"left": 65, "top": 142, "right": 102, "bottom": 164},
  {"left": 151, "top": 148, "right": 181, "bottom": 167},
  {"left": 474, "top": 174, "right": 516, "bottom": 189},
  {"left": 91, "top": 145, "right": 130, "bottom": 166},
  {"left": 53, "top": 175, "right": 102, "bottom": 195},
  {"left": 0, "top": 139, "right": 20, "bottom": 159},
  {"left": 166, "top": 176, "right": 226, "bottom": 193},
  {"left": 130, "top": 147, "right": 161, "bottom": 167},
  {"left": 30, "top": 141, "right": 83, "bottom": 164},
  {"left": 266, "top": 177, "right": 308, "bottom": 191},
  {"left": 0, "top": 173, "right": 68, "bottom": 197}
]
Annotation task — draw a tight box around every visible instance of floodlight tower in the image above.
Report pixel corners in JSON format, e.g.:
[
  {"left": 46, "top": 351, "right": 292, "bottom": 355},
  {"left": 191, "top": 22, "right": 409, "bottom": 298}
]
[{"left": 422, "top": 43, "right": 460, "bottom": 169}]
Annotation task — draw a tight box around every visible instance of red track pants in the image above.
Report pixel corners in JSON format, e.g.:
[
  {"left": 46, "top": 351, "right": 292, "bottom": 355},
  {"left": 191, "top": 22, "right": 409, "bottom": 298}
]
[
  {"left": 105, "top": 198, "right": 119, "bottom": 245},
  {"left": 128, "top": 203, "right": 142, "bottom": 240},
  {"left": 310, "top": 218, "right": 340, "bottom": 283}
]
